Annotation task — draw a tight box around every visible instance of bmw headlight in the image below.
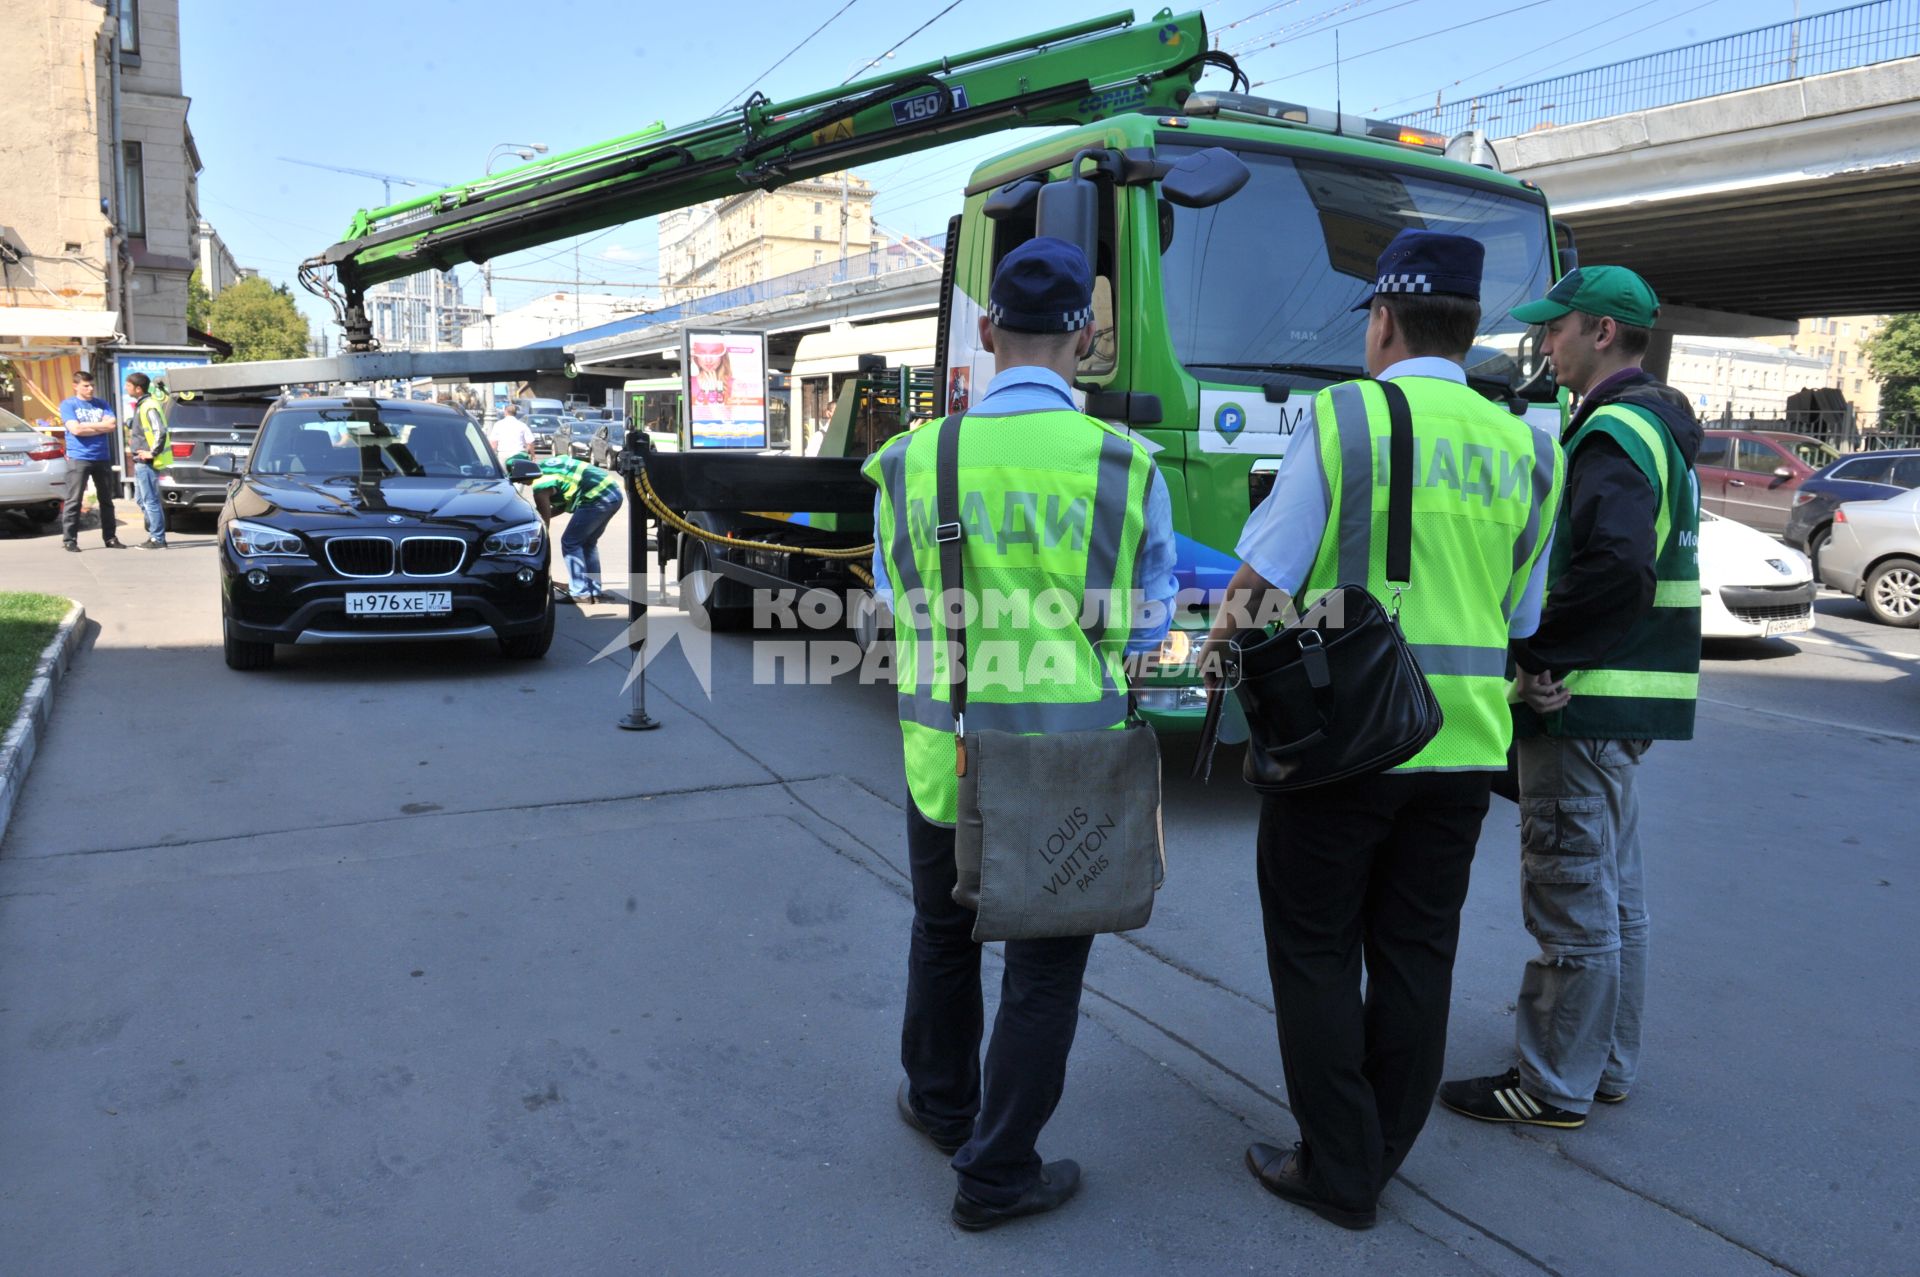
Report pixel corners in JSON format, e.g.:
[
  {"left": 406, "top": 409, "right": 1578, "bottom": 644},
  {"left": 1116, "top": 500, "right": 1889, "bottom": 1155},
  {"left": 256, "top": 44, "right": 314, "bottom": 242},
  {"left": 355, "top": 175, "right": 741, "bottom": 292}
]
[
  {"left": 484, "top": 521, "right": 544, "bottom": 556},
  {"left": 229, "top": 519, "right": 306, "bottom": 557}
]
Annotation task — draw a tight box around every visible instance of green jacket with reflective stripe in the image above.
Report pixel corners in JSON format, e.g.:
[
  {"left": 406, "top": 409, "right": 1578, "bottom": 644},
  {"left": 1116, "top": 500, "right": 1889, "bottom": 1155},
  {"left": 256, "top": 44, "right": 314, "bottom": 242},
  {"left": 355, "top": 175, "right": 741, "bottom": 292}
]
[
  {"left": 1517, "top": 401, "right": 1701, "bottom": 741},
  {"left": 531, "top": 456, "right": 617, "bottom": 511},
  {"left": 130, "top": 395, "right": 172, "bottom": 470},
  {"left": 1306, "top": 377, "right": 1564, "bottom": 772},
  {"left": 862, "top": 407, "right": 1153, "bottom": 825}
]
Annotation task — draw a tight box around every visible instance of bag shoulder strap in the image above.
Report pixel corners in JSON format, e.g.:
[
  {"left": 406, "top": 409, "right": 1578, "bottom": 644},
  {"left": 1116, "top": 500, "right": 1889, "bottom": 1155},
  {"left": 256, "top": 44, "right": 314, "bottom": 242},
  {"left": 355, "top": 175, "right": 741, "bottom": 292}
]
[
  {"left": 935, "top": 411, "right": 969, "bottom": 727},
  {"left": 1376, "top": 379, "right": 1415, "bottom": 591}
]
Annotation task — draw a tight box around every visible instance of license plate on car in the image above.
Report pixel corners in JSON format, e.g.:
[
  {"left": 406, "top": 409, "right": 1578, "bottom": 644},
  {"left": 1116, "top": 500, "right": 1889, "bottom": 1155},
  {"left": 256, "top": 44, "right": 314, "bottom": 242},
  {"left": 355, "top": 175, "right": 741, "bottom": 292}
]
[
  {"left": 1764, "top": 614, "right": 1813, "bottom": 637},
  {"left": 0, "top": 455, "right": 23, "bottom": 467},
  {"left": 208, "top": 443, "right": 249, "bottom": 456},
  {"left": 346, "top": 591, "right": 452, "bottom": 616}
]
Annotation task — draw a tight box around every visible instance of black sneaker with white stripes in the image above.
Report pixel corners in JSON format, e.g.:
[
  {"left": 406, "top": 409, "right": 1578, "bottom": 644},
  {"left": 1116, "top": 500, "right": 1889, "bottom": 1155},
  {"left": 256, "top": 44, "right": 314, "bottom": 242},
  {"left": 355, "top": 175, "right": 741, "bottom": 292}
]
[{"left": 1438, "top": 1067, "right": 1586, "bottom": 1128}]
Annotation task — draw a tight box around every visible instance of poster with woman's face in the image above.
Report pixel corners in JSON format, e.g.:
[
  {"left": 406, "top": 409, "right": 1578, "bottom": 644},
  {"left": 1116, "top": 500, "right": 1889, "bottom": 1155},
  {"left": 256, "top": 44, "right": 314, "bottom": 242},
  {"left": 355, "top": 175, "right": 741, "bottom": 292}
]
[{"left": 684, "top": 330, "right": 768, "bottom": 449}]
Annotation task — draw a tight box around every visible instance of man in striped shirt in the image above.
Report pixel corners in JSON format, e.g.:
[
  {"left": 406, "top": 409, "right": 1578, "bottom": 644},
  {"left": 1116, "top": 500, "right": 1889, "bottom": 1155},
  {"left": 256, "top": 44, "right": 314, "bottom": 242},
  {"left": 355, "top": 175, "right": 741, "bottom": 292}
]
[{"left": 510, "top": 452, "right": 623, "bottom": 603}]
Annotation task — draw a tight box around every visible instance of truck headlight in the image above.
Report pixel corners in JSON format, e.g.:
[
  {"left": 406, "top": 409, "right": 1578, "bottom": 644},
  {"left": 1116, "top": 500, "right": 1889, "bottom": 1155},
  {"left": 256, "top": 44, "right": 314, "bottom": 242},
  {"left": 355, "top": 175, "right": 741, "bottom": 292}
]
[
  {"left": 1158, "top": 630, "right": 1192, "bottom": 666},
  {"left": 484, "top": 521, "right": 544, "bottom": 556},
  {"left": 229, "top": 519, "right": 306, "bottom": 557}
]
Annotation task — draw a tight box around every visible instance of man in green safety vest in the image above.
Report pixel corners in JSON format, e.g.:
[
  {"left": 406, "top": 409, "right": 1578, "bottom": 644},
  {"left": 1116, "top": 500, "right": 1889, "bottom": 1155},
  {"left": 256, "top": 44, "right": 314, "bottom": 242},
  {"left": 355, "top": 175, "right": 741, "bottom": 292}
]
[
  {"left": 1441, "top": 266, "right": 1701, "bottom": 1131},
  {"left": 865, "top": 237, "right": 1176, "bottom": 1232},
  {"left": 1201, "top": 230, "right": 1564, "bottom": 1230},
  {"left": 123, "top": 371, "right": 171, "bottom": 549},
  {"left": 507, "top": 452, "right": 623, "bottom": 603}
]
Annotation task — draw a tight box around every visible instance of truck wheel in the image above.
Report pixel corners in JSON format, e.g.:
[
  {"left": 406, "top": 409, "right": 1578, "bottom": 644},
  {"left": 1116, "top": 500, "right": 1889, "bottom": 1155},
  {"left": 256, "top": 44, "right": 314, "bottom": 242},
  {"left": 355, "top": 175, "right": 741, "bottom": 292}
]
[
  {"left": 223, "top": 617, "right": 275, "bottom": 670},
  {"left": 679, "top": 535, "right": 751, "bottom": 631},
  {"left": 1864, "top": 557, "right": 1920, "bottom": 628},
  {"left": 500, "top": 596, "right": 556, "bottom": 659}
]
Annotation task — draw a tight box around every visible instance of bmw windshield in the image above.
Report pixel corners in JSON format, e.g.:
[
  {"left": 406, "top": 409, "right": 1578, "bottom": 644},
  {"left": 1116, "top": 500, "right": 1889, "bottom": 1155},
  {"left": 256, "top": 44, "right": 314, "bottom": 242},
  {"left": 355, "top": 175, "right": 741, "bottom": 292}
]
[
  {"left": 253, "top": 408, "right": 500, "bottom": 480},
  {"left": 1160, "top": 147, "right": 1555, "bottom": 397}
]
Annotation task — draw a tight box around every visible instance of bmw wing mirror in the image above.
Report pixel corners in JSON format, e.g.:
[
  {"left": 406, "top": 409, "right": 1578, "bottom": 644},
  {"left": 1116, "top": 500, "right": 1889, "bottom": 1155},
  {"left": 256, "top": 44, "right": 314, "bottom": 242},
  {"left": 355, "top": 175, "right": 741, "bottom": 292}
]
[
  {"left": 203, "top": 452, "right": 238, "bottom": 475},
  {"left": 1158, "top": 146, "right": 1250, "bottom": 209},
  {"left": 508, "top": 457, "right": 541, "bottom": 481}
]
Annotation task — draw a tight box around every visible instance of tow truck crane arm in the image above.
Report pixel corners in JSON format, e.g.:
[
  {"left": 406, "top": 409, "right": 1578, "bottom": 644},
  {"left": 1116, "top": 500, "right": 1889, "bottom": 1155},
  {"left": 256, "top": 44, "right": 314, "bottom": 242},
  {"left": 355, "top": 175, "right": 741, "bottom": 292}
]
[{"left": 304, "top": 8, "right": 1241, "bottom": 349}]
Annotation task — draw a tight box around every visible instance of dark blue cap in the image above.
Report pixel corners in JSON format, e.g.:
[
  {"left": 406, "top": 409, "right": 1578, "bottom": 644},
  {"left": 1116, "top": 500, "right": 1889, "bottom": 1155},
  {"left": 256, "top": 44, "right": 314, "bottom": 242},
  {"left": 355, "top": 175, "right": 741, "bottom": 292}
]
[
  {"left": 1351, "top": 229, "right": 1485, "bottom": 310},
  {"left": 989, "top": 237, "right": 1094, "bottom": 333}
]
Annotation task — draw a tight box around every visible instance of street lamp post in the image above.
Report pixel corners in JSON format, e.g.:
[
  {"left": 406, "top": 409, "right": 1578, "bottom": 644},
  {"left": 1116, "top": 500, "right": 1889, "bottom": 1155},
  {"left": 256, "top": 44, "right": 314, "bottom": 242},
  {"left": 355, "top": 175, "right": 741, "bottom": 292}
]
[{"left": 481, "top": 141, "right": 548, "bottom": 422}]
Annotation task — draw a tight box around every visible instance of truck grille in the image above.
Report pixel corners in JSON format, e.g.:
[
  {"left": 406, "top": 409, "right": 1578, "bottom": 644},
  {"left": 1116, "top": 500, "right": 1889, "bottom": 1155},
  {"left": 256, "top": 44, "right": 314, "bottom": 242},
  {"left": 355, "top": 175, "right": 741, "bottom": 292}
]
[
  {"left": 401, "top": 536, "right": 466, "bottom": 577},
  {"left": 325, "top": 536, "right": 395, "bottom": 578}
]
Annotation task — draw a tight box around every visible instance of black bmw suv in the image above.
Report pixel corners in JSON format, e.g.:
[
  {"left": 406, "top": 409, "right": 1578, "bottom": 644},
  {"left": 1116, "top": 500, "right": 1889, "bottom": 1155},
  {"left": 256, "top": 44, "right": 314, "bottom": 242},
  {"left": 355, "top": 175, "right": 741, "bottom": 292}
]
[{"left": 208, "top": 396, "right": 554, "bottom": 670}]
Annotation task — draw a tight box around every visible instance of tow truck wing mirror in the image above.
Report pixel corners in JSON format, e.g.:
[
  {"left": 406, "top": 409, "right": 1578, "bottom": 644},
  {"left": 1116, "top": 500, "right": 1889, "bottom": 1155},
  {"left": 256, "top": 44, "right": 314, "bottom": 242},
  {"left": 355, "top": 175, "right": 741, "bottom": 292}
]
[
  {"left": 983, "top": 176, "right": 1043, "bottom": 221},
  {"left": 1554, "top": 220, "right": 1579, "bottom": 272},
  {"left": 1035, "top": 171, "right": 1099, "bottom": 268},
  {"left": 1159, "top": 147, "right": 1249, "bottom": 209}
]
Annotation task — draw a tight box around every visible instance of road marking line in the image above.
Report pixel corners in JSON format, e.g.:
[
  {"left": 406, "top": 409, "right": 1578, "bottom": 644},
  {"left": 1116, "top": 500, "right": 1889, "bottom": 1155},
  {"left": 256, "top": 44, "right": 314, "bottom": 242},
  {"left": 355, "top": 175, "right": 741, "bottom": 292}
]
[{"left": 1700, "top": 697, "right": 1920, "bottom": 744}]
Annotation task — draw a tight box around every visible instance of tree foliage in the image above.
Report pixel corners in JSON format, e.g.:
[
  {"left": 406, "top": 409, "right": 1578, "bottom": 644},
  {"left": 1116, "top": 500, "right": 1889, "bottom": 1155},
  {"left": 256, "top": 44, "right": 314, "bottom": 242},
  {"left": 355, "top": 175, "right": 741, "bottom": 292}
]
[
  {"left": 186, "top": 267, "right": 212, "bottom": 333},
  {"left": 203, "top": 276, "right": 310, "bottom": 363},
  {"left": 1863, "top": 314, "right": 1920, "bottom": 416}
]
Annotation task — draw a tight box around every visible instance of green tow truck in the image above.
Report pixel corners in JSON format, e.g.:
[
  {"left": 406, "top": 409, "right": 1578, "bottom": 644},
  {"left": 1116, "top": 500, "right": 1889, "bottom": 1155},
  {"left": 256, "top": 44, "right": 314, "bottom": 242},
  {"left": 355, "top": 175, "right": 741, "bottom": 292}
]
[{"left": 296, "top": 6, "right": 1568, "bottom": 731}]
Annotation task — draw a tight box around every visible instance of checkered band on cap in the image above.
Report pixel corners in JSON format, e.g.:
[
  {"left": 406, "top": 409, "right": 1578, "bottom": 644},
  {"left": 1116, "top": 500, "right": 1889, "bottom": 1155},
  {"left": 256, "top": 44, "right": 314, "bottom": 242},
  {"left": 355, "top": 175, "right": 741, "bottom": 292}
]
[
  {"left": 1374, "top": 272, "right": 1433, "bottom": 294},
  {"left": 988, "top": 302, "right": 1094, "bottom": 331}
]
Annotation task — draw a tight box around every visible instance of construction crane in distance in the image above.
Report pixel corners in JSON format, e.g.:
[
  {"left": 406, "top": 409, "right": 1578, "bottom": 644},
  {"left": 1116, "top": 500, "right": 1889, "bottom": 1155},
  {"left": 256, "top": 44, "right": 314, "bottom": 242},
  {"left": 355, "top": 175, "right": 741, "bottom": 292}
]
[{"left": 278, "top": 157, "right": 455, "bottom": 206}]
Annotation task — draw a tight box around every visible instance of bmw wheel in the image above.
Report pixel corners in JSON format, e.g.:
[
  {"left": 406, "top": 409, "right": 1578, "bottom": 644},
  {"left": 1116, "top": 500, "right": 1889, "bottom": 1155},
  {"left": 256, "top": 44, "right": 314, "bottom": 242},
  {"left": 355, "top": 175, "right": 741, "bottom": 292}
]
[
  {"left": 1865, "top": 557, "right": 1920, "bottom": 628},
  {"left": 223, "top": 616, "right": 275, "bottom": 670}
]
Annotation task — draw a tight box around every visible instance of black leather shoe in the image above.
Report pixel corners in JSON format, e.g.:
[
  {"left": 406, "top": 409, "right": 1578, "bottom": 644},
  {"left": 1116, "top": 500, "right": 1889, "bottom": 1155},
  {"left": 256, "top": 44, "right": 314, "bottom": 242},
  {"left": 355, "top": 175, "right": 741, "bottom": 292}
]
[
  {"left": 63, "top": 541, "right": 80, "bottom": 553},
  {"left": 896, "top": 1080, "right": 967, "bottom": 1155},
  {"left": 1245, "top": 1142, "right": 1376, "bottom": 1231},
  {"left": 950, "top": 1159, "right": 1081, "bottom": 1232},
  {"left": 103, "top": 538, "right": 125, "bottom": 548}
]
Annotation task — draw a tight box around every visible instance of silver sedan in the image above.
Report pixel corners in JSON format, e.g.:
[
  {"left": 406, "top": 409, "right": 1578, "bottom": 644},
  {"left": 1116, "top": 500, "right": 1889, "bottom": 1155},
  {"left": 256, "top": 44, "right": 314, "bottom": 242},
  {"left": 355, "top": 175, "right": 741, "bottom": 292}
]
[
  {"left": 1821, "top": 485, "right": 1920, "bottom": 627},
  {"left": 0, "top": 406, "right": 68, "bottom": 529}
]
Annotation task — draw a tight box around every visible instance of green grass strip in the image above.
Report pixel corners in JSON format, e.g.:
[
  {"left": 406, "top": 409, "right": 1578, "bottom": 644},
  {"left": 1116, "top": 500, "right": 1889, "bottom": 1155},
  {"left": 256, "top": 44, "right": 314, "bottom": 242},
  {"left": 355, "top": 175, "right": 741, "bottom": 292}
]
[{"left": 0, "top": 593, "right": 74, "bottom": 729}]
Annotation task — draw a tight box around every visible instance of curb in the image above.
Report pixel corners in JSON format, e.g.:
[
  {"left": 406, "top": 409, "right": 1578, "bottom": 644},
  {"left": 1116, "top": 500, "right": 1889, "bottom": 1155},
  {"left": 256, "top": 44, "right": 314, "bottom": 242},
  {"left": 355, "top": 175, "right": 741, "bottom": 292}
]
[{"left": 0, "top": 601, "right": 87, "bottom": 851}]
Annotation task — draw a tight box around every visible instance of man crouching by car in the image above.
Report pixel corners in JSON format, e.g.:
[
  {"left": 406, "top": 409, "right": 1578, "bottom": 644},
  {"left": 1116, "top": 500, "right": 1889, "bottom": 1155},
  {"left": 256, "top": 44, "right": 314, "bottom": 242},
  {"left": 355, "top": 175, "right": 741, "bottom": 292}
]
[{"left": 507, "top": 451, "right": 622, "bottom": 604}]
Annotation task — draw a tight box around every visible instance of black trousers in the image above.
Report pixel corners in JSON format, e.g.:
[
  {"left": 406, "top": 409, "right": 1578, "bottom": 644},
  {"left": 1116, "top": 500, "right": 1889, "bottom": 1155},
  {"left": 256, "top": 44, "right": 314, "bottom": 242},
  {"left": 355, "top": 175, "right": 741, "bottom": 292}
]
[
  {"left": 901, "top": 805, "right": 1093, "bottom": 1206},
  {"left": 1256, "top": 770, "right": 1491, "bottom": 1212},
  {"left": 61, "top": 457, "right": 117, "bottom": 543}
]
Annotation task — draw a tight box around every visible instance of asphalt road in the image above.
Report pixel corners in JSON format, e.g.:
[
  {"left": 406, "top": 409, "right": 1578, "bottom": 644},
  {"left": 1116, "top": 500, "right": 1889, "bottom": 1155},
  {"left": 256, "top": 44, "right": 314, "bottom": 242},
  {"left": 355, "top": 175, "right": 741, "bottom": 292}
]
[{"left": 1, "top": 509, "right": 1914, "bottom": 1275}]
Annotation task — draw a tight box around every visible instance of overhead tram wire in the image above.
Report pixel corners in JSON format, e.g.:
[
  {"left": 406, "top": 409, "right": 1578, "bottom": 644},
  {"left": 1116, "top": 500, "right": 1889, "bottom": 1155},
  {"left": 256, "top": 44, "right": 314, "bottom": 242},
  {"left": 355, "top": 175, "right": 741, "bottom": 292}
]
[
  {"left": 1454, "top": 0, "right": 1731, "bottom": 100},
  {"left": 1224, "top": 0, "right": 1392, "bottom": 55},
  {"left": 716, "top": 0, "right": 862, "bottom": 113},
  {"left": 1229, "top": 0, "right": 1428, "bottom": 63},
  {"left": 1369, "top": 0, "right": 1668, "bottom": 113},
  {"left": 841, "top": 0, "right": 968, "bottom": 84},
  {"left": 1250, "top": 0, "right": 1559, "bottom": 87}
]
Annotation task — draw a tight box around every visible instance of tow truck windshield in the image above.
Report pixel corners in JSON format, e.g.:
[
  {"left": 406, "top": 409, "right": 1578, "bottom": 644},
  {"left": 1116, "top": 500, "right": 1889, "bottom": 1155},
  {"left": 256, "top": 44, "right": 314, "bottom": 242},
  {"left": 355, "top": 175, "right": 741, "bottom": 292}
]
[
  {"left": 1161, "top": 147, "right": 1554, "bottom": 397},
  {"left": 253, "top": 409, "right": 499, "bottom": 480}
]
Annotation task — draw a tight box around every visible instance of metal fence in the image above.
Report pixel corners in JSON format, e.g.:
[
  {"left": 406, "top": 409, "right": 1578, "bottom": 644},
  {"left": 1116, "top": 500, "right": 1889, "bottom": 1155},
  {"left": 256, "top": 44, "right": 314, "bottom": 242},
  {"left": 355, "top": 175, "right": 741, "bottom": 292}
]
[
  {"left": 1393, "top": 0, "right": 1920, "bottom": 137},
  {"left": 1715, "top": 408, "right": 1920, "bottom": 454}
]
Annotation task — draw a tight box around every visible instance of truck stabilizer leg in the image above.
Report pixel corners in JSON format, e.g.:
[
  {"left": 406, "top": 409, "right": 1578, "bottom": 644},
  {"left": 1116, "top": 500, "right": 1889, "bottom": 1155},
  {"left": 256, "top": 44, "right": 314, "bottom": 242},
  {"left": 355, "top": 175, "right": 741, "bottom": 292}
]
[{"left": 618, "top": 428, "right": 661, "bottom": 732}]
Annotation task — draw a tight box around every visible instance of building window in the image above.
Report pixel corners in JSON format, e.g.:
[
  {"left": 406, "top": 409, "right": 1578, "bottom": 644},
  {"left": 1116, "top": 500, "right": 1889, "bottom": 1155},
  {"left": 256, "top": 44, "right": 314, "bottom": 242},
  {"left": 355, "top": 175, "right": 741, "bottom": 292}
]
[
  {"left": 119, "top": 0, "right": 141, "bottom": 55},
  {"left": 814, "top": 250, "right": 823, "bottom": 264},
  {"left": 122, "top": 141, "right": 146, "bottom": 238},
  {"left": 814, "top": 202, "right": 823, "bottom": 214},
  {"left": 813, "top": 226, "right": 822, "bottom": 240}
]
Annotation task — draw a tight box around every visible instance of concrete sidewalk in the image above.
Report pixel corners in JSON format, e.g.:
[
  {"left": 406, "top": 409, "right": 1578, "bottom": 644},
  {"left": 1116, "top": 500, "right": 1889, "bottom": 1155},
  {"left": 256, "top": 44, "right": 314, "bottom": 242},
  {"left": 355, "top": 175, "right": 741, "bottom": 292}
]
[{"left": 1, "top": 519, "right": 1911, "bottom": 1274}]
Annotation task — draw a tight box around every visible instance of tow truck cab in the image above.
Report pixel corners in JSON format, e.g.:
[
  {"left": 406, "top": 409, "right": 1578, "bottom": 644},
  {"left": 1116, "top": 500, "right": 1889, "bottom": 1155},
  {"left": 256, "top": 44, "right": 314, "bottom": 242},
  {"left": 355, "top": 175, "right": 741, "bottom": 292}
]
[{"left": 937, "top": 94, "right": 1566, "bottom": 725}]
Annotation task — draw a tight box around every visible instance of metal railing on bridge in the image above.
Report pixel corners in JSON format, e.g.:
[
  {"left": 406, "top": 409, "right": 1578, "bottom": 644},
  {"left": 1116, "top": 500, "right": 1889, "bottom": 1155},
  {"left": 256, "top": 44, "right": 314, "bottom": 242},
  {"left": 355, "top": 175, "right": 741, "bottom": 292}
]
[
  {"left": 1393, "top": 0, "right": 1920, "bottom": 138},
  {"left": 1714, "top": 408, "right": 1920, "bottom": 454}
]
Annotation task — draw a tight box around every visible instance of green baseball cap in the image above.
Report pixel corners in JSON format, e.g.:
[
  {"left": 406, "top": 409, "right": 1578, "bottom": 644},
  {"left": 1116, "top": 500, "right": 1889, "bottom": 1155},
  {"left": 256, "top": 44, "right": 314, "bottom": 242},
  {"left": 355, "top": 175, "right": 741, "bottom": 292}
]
[{"left": 1511, "top": 265, "right": 1660, "bottom": 327}]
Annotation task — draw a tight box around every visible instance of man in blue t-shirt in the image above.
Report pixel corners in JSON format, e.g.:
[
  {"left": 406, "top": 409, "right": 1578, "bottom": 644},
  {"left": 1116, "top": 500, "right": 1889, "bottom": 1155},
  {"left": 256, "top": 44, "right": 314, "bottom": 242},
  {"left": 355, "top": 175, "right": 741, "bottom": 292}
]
[{"left": 57, "top": 368, "right": 124, "bottom": 551}]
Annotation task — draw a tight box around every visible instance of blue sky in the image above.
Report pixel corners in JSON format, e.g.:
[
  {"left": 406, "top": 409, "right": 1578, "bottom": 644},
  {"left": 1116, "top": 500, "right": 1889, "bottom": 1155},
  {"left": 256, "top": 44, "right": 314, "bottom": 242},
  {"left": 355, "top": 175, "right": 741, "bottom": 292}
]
[{"left": 181, "top": 0, "right": 1827, "bottom": 334}]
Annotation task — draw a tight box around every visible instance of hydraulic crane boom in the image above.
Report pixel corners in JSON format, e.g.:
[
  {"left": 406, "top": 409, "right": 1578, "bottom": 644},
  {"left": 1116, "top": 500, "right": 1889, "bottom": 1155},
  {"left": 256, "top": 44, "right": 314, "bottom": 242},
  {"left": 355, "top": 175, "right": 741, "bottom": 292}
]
[{"left": 304, "top": 8, "right": 1239, "bottom": 349}]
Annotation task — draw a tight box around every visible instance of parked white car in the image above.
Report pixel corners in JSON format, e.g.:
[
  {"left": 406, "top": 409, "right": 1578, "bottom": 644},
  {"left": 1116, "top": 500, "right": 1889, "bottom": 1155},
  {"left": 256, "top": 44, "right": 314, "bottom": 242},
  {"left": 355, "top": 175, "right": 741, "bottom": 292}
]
[
  {"left": 1698, "top": 510, "right": 1816, "bottom": 639},
  {"left": 1820, "top": 485, "right": 1920, "bottom": 627},
  {"left": 0, "top": 405, "right": 68, "bottom": 530}
]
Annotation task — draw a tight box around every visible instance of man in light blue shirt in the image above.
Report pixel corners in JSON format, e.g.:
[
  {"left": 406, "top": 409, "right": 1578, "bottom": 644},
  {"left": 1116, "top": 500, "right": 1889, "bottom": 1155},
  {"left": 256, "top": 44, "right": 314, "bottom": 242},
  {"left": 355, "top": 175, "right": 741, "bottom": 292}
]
[
  {"left": 870, "top": 367, "right": 1178, "bottom": 657},
  {"left": 1231, "top": 355, "right": 1553, "bottom": 631}
]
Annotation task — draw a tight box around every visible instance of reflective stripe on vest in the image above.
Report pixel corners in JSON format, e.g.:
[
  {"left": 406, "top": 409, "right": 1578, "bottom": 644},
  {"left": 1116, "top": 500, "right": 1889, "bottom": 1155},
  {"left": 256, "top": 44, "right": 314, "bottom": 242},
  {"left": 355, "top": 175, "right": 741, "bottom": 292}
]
[
  {"left": 134, "top": 397, "right": 172, "bottom": 470},
  {"left": 1545, "top": 401, "right": 1702, "bottom": 739},
  {"left": 1309, "top": 377, "right": 1563, "bottom": 772},
  {"left": 863, "top": 408, "right": 1150, "bottom": 824}
]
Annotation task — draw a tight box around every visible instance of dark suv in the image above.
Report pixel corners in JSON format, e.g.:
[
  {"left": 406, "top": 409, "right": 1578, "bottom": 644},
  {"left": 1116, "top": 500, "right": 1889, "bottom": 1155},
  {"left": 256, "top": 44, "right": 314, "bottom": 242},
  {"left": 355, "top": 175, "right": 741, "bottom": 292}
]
[{"left": 156, "top": 393, "right": 275, "bottom": 529}]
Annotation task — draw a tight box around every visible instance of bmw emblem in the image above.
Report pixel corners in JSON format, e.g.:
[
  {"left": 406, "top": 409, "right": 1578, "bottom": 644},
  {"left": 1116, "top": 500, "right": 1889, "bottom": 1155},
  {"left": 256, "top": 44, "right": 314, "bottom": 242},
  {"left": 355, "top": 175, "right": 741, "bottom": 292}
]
[{"left": 386, "top": 515, "right": 405, "bottom": 524}]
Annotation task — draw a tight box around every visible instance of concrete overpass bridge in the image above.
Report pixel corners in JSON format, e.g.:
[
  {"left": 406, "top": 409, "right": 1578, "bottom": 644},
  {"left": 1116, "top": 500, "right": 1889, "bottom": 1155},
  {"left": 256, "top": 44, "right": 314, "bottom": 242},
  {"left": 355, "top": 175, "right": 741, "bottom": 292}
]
[{"left": 1398, "top": 0, "right": 1920, "bottom": 332}]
